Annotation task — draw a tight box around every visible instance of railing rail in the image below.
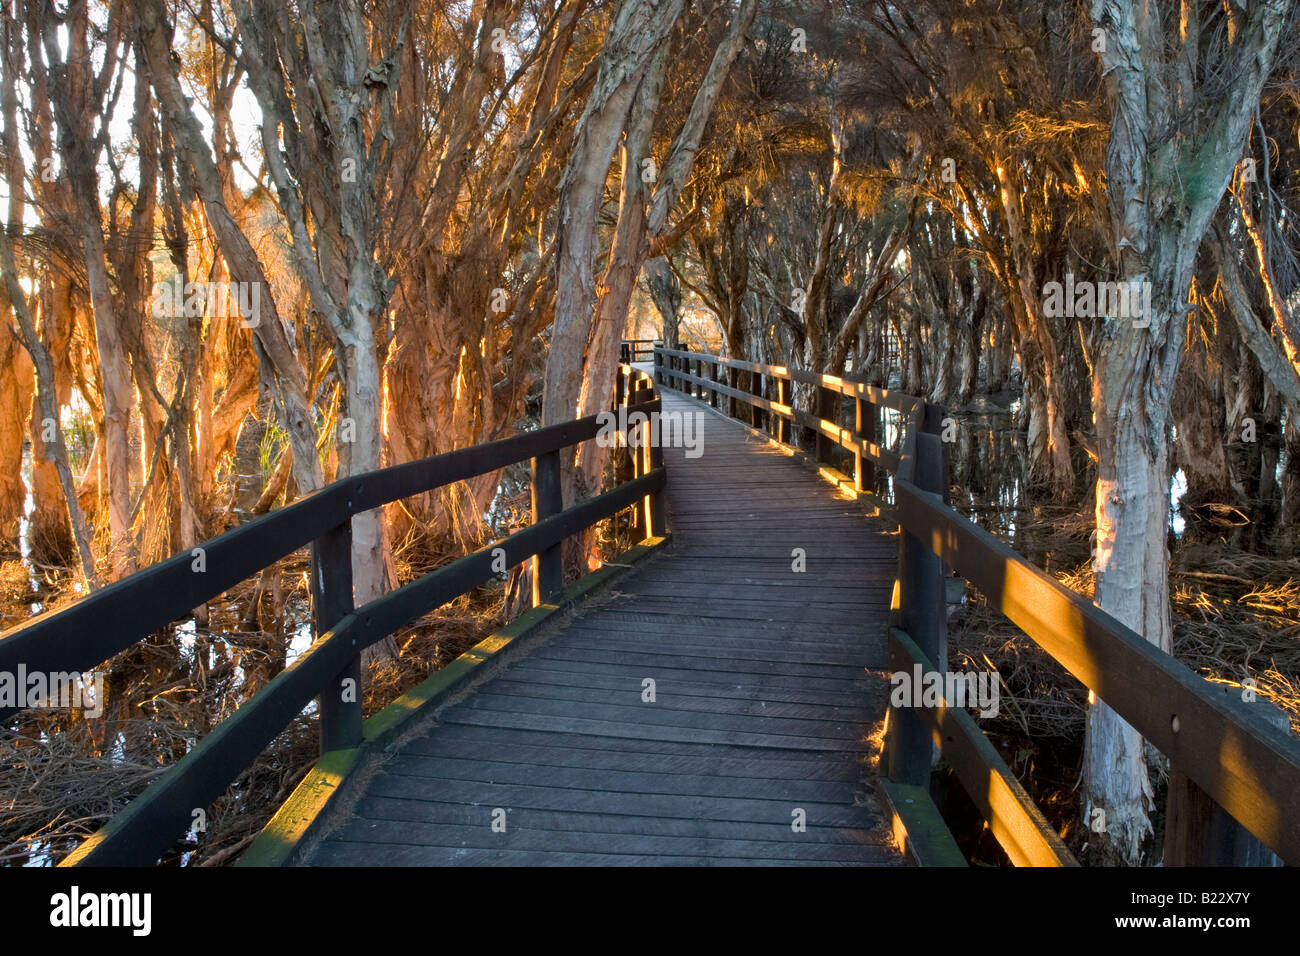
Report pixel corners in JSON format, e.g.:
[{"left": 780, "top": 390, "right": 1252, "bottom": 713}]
[
  {"left": 1, "top": 364, "right": 664, "bottom": 866},
  {"left": 654, "top": 344, "right": 1300, "bottom": 866}
]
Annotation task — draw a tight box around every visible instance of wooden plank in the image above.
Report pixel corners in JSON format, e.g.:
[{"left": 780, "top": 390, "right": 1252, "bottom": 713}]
[
  {"left": 613, "top": 581, "right": 887, "bottom": 603},
  {"left": 308, "top": 841, "right": 875, "bottom": 867},
  {"left": 581, "top": 599, "right": 886, "bottom": 626},
  {"left": 326, "top": 818, "right": 887, "bottom": 863},
  {"left": 382, "top": 754, "right": 870, "bottom": 804},
  {"left": 552, "top": 632, "right": 878, "bottom": 668},
  {"left": 514, "top": 653, "right": 875, "bottom": 693},
  {"left": 397, "top": 735, "right": 868, "bottom": 781},
  {"left": 237, "top": 747, "right": 361, "bottom": 868},
  {"left": 523, "top": 645, "right": 876, "bottom": 681},
  {"left": 398, "top": 722, "right": 866, "bottom": 766},
  {"left": 454, "top": 693, "right": 873, "bottom": 739},
  {"left": 450, "top": 679, "right": 874, "bottom": 722},
  {"left": 493, "top": 664, "right": 877, "bottom": 707},
  {"left": 351, "top": 793, "right": 887, "bottom": 845},
  {"left": 439, "top": 707, "right": 870, "bottom": 751},
  {"left": 557, "top": 622, "right": 879, "bottom": 654},
  {"left": 365, "top": 772, "right": 879, "bottom": 825},
  {"left": 557, "top": 613, "right": 878, "bottom": 642}
]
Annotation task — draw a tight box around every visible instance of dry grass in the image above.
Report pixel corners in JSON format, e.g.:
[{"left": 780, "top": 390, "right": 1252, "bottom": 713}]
[
  {"left": 951, "top": 510, "right": 1300, "bottom": 741},
  {"left": 1170, "top": 554, "right": 1300, "bottom": 736}
]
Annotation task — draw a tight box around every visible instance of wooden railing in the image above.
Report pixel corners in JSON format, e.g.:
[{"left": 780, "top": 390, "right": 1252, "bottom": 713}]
[
  {"left": 0, "top": 365, "right": 664, "bottom": 866},
  {"left": 654, "top": 345, "right": 1300, "bottom": 867},
  {"left": 619, "top": 339, "right": 660, "bottom": 363}
]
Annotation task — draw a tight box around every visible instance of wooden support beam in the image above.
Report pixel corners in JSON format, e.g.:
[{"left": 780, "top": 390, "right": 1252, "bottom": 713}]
[
  {"left": 531, "top": 449, "right": 564, "bottom": 604},
  {"left": 888, "top": 429, "right": 948, "bottom": 787},
  {"left": 855, "top": 397, "right": 876, "bottom": 494},
  {"left": 881, "top": 780, "right": 967, "bottom": 867},
  {"left": 776, "top": 378, "right": 791, "bottom": 445},
  {"left": 815, "top": 386, "right": 836, "bottom": 463},
  {"left": 1164, "top": 689, "right": 1288, "bottom": 866},
  {"left": 313, "top": 519, "right": 360, "bottom": 752}
]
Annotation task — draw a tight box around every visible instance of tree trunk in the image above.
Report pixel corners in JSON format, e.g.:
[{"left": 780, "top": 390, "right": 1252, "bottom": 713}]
[
  {"left": 1085, "top": 0, "right": 1292, "bottom": 864},
  {"left": 543, "top": 0, "right": 687, "bottom": 509}
]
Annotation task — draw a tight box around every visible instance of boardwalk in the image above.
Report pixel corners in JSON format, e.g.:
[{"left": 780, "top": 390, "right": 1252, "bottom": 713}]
[{"left": 298, "top": 389, "right": 903, "bottom": 866}]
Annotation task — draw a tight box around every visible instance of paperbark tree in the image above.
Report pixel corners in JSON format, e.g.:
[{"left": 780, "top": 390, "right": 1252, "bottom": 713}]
[
  {"left": 220, "top": 0, "right": 405, "bottom": 613},
  {"left": 138, "top": 0, "right": 324, "bottom": 501},
  {"left": 0, "top": 5, "right": 96, "bottom": 584},
  {"left": 547, "top": 0, "right": 759, "bottom": 526},
  {"left": 39, "top": 0, "right": 137, "bottom": 578},
  {"left": 1085, "top": 0, "right": 1294, "bottom": 864}
]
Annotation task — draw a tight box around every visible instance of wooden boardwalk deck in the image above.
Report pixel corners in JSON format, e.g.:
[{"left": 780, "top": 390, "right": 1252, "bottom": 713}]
[{"left": 298, "top": 389, "right": 904, "bottom": 866}]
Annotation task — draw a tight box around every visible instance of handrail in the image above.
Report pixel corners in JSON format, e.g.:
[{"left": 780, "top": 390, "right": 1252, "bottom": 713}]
[
  {"left": 3, "top": 363, "right": 665, "bottom": 866},
  {"left": 0, "top": 405, "right": 655, "bottom": 716},
  {"left": 654, "top": 344, "right": 1300, "bottom": 866}
]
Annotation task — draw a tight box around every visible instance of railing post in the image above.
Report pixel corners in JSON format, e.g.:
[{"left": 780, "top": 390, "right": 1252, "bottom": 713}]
[
  {"left": 643, "top": 395, "right": 665, "bottom": 538},
  {"left": 710, "top": 361, "right": 720, "bottom": 409},
  {"left": 776, "top": 377, "right": 791, "bottom": 445},
  {"left": 531, "top": 449, "right": 564, "bottom": 605},
  {"left": 888, "top": 429, "right": 949, "bottom": 787},
  {"left": 815, "top": 386, "right": 836, "bottom": 463},
  {"left": 653, "top": 348, "right": 663, "bottom": 386},
  {"left": 312, "top": 519, "right": 361, "bottom": 752},
  {"left": 855, "top": 396, "right": 876, "bottom": 495},
  {"left": 751, "top": 371, "right": 764, "bottom": 430},
  {"left": 922, "top": 402, "right": 952, "bottom": 505},
  {"left": 1164, "top": 693, "right": 1288, "bottom": 866},
  {"left": 728, "top": 365, "right": 739, "bottom": 419}
]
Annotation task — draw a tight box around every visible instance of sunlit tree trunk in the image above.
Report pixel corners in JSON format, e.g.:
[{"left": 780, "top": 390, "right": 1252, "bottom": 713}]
[
  {"left": 555, "top": 0, "right": 758, "bottom": 542},
  {"left": 42, "top": 3, "right": 135, "bottom": 577},
  {"left": 544, "top": 0, "right": 688, "bottom": 464},
  {"left": 139, "top": 0, "right": 323, "bottom": 505},
  {"left": 1085, "top": 0, "right": 1292, "bottom": 864},
  {"left": 0, "top": 294, "right": 33, "bottom": 544}
]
